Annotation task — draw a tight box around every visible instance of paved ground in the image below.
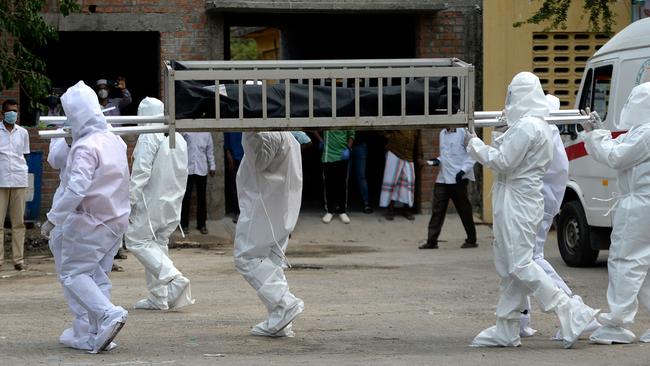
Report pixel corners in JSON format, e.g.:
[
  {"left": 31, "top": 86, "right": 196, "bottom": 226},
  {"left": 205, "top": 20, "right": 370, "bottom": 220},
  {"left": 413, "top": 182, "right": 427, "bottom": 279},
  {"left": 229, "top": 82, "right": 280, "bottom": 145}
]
[{"left": 1, "top": 212, "right": 649, "bottom": 366}]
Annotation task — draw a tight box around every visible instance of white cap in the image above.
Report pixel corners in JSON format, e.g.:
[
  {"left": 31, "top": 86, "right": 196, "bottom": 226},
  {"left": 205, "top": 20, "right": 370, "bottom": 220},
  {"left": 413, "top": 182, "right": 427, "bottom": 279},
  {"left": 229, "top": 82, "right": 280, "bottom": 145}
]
[{"left": 96, "top": 79, "right": 108, "bottom": 86}]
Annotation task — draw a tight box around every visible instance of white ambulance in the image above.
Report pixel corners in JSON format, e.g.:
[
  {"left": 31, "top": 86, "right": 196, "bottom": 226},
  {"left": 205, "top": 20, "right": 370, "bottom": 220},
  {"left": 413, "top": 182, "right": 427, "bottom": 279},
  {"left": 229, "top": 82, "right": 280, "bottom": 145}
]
[{"left": 557, "top": 17, "right": 650, "bottom": 266}]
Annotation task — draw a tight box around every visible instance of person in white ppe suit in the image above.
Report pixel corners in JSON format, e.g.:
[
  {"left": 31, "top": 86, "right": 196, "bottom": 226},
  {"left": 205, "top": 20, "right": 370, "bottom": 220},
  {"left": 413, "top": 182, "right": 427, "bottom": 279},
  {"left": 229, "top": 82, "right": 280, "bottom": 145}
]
[
  {"left": 234, "top": 131, "right": 304, "bottom": 337},
  {"left": 519, "top": 95, "right": 601, "bottom": 338},
  {"left": 125, "top": 97, "right": 194, "bottom": 310},
  {"left": 48, "top": 132, "right": 121, "bottom": 351},
  {"left": 465, "top": 72, "right": 599, "bottom": 349},
  {"left": 41, "top": 81, "right": 130, "bottom": 353},
  {"left": 582, "top": 82, "right": 650, "bottom": 344}
]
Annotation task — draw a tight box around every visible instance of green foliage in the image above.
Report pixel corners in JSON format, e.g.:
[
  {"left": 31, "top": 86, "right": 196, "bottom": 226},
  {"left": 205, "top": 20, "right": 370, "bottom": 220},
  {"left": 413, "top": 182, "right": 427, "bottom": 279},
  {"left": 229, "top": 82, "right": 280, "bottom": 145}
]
[
  {"left": 0, "top": 0, "right": 80, "bottom": 112},
  {"left": 230, "top": 36, "right": 258, "bottom": 60},
  {"left": 513, "top": 0, "right": 617, "bottom": 35}
]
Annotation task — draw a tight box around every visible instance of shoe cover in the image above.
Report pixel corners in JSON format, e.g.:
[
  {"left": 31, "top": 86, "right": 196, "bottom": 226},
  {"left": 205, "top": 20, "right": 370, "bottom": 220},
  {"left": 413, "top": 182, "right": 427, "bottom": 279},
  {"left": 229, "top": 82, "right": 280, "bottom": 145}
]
[
  {"left": 551, "top": 328, "right": 562, "bottom": 341},
  {"left": 552, "top": 318, "right": 601, "bottom": 341},
  {"left": 640, "top": 329, "right": 650, "bottom": 343},
  {"left": 471, "top": 319, "right": 521, "bottom": 347},
  {"left": 589, "top": 325, "right": 636, "bottom": 344},
  {"left": 556, "top": 298, "right": 599, "bottom": 348},
  {"left": 585, "top": 319, "right": 602, "bottom": 333},
  {"left": 65, "top": 326, "right": 117, "bottom": 352},
  {"left": 134, "top": 298, "right": 168, "bottom": 310},
  {"left": 168, "top": 276, "right": 195, "bottom": 310},
  {"left": 60, "top": 327, "right": 92, "bottom": 351},
  {"left": 519, "top": 308, "right": 537, "bottom": 337},
  {"left": 104, "top": 341, "right": 118, "bottom": 351},
  {"left": 265, "top": 296, "right": 304, "bottom": 334},
  {"left": 520, "top": 326, "right": 538, "bottom": 338},
  {"left": 90, "top": 307, "right": 128, "bottom": 354},
  {"left": 251, "top": 321, "right": 295, "bottom": 337}
]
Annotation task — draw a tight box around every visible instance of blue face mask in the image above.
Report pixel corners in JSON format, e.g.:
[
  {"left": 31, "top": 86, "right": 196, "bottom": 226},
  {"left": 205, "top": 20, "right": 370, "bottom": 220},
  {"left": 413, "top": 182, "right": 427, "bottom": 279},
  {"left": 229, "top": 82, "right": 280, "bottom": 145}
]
[{"left": 4, "top": 111, "right": 17, "bottom": 124}]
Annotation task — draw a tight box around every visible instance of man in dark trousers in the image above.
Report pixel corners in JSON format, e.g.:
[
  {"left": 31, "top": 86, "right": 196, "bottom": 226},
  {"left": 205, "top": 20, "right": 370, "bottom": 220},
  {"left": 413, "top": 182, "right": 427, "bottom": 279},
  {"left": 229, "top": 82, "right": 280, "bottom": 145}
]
[{"left": 421, "top": 127, "right": 477, "bottom": 249}]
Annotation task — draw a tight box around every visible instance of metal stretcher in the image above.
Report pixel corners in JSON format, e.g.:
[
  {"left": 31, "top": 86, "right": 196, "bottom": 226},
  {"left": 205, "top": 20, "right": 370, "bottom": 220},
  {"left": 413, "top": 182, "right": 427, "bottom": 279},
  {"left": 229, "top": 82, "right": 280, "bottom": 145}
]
[{"left": 39, "top": 58, "right": 589, "bottom": 146}]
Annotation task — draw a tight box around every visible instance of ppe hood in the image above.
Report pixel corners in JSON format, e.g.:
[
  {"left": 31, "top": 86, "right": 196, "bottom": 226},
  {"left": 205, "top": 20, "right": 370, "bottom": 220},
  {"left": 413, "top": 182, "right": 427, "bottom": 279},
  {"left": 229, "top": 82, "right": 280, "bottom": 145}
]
[
  {"left": 504, "top": 72, "right": 549, "bottom": 126},
  {"left": 138, "top": 97, "right": 164, "bottom": 116},
  {"left": 61, "top": 81, "right": 107, "bottom": 140},
  {"left": 545, "top": 94, "right": 560, "bottom": 112},
  {"left": 618, "top": 82, "right": 650, "bottom": 130}
]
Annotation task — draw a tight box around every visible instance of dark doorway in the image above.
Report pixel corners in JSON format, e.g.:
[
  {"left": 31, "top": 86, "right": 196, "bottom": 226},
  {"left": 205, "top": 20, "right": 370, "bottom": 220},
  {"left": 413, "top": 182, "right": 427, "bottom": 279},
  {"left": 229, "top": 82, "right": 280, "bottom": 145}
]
[
  {"left": 225, "top": 13, "right": 417, "bottom": 212},
  {"left": 23, "top": 31, "right": 160, "bottom": 123}
]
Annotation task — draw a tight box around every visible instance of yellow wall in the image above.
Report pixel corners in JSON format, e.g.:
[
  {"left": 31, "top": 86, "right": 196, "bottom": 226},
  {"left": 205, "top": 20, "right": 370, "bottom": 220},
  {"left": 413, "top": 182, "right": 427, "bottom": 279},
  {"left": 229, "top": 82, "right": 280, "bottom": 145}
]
[
  {"left": 481, "top": 0, "right": 632, "bottom": 222},
  {"left": 244, "top": 28, "right": 281, "bottom": 60}
]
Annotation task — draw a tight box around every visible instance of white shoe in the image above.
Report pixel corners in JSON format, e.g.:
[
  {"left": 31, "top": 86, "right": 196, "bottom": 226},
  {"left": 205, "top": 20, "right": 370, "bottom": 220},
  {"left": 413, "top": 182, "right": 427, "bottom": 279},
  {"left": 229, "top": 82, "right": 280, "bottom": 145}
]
[
  {"left": 251, "top": 321, "right": 296, "bottom": 337},
  {"left": 322, "top": 213, "right": 333, "bottom": 224},
  {"left": 339, "top": 213, "right": 350, "bottom": 224},
  {"left": 90, "top": 307, "right": 127, "bottom": 354}
]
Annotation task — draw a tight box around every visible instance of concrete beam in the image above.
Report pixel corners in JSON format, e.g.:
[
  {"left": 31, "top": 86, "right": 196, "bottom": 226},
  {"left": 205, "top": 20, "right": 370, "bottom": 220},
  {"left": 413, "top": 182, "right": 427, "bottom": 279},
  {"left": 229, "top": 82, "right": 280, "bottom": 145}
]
[
  {"left": 42, "top": 13, "right": 186, "bottom": 32},
  {"left": 205, "top": 0, "right": 448, "bottom": 13}
]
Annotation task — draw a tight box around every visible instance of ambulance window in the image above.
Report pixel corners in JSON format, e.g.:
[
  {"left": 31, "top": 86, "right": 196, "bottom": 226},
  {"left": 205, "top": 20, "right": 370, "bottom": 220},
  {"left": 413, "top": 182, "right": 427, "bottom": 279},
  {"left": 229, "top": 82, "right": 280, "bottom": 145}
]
[
  {"left": 579, "top": 65, "right": 612, "bottom": 119},
  {"left": 578, "top": 69, "right": 593, "bottom": 111},
  {"left": 592, "top": 65, "right": 613, "bottom": 119}
]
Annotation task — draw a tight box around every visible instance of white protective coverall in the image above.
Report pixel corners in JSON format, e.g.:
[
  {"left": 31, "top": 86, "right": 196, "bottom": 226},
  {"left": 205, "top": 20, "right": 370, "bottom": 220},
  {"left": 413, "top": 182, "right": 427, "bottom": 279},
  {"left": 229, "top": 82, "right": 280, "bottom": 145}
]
[
  {"left": 520, "top": 95, "right": 599, "bottom": 338},
  {"left": 584, "top": 82, "right": 650, "bottom": 344},
  {"left": 234, "top": 132, "right": 304, "bottom": 337},
  {"left": 466, "top": 72, "right": 598, "bottom": 348},
  {"left": 46, "top": 81, "right": 130, "bottom": 353},
  {"left": 125, "top": 97, "right": 194, "bottom": 310}
]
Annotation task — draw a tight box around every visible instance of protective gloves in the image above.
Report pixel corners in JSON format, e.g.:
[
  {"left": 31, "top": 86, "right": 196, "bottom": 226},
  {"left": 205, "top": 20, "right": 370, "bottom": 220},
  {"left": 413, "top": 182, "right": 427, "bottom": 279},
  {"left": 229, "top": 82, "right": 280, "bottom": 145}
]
[
  {"left": 41, "top": 220, "right": 55, "bottom": 238},
  {"left": 580, "top": 108, "right": 603, "bottom": 132},
  {"left": 497, "top": 109, "right": 507, "bottom": 127},
  {"left": 340, "top": 148, "right": 351, "bottom": 160},
  {"left": 464, "top": 130, "right": 478, "bottom": 147},
  {"left": 455, "top": 171, "right": 465, "bottom": 184},
  {"left": 426, "top": 158, "right": 440, "bottom": 166}
]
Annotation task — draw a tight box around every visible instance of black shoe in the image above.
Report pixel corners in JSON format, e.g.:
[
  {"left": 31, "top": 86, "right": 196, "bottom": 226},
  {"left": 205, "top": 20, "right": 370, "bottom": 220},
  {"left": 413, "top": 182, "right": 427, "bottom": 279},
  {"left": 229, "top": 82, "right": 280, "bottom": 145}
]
[
  {"left": 199, "top": 227, "right": 208, "bottom": 235},
  {"left": 232, "top": 214, "right": 239, "bottom": 224},
  {"left": 181, "top": 226, "right": 189, "bottom": 234},
  {"left": 460, "top": 241, "right": 478, "bottom": 249},
  {"left": 363, "top": 205, "right": 373, "bottom": 214},
  {"left": 386, "top": 208, "right": 395, "bottom": 221},
  {"left": 402, "top": 210, "right": 415, "bottom": 221},
  {"left": 114, "top": 248, "right": 128, "bottom": 260},
  {"left": 14, "top": 263, "right": 27, "bottom": 271},
  {"left": 418, "top": 242, "right": 438, "bottom": 249}
]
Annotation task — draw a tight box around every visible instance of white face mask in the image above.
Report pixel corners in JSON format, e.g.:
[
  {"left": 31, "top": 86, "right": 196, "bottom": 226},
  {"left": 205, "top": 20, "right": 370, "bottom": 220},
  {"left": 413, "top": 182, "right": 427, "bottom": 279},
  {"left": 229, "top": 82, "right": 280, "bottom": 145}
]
[{"left": 97, "top": 89, "right": 109, "bottom": 99}]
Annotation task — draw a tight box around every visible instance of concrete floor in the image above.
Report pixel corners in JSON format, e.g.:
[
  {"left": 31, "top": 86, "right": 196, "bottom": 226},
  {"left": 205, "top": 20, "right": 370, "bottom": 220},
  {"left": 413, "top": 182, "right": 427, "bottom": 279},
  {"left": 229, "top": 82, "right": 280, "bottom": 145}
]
[{"left": 1, "top": 212, "right": 649, "bottom": 366}]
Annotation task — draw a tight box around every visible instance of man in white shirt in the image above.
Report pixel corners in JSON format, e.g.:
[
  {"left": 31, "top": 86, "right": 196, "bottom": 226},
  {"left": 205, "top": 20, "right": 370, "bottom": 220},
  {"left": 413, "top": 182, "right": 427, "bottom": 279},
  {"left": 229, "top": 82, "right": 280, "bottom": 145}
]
[
  {"left": 180, "top": 132, "right": 216, "bottom": 234},
  {"left": 0, "top": 99, "right": 29, "bottom": 271},
  {"left": 420, "top": 128, "right": 477, "bottom": 249}
]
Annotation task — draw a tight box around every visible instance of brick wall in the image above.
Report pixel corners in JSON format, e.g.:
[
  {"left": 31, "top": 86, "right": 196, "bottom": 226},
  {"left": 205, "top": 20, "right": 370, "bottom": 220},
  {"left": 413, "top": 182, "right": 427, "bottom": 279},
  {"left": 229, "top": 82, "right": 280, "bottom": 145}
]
[
  {"left": 415, "top": 6, "right": 483, "bottom": 213},
  {"left": 415, "top": 11, "right": 466, "bottom": 212},
  {"left": 31, "top": 1, "right": 224, "bottom": 220}
]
